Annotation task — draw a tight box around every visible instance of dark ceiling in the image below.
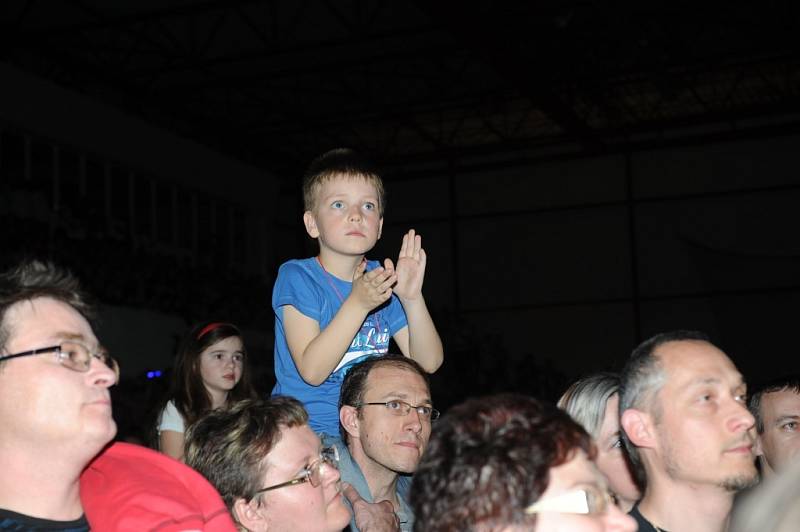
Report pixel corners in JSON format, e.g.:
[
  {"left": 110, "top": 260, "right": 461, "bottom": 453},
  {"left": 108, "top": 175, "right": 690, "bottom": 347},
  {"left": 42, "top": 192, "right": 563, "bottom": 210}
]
[{"left": 3, "top": 1, "right": 800, "bottom": 183}]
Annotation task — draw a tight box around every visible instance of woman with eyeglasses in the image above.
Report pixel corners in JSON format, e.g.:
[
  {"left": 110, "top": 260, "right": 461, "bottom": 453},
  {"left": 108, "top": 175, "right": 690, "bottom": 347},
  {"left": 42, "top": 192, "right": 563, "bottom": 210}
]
[
  {"left": 558, "top": 373, "right": 642, "bottom": 512},
  {"left": 185, "top": 397, "right": 352, "bottom": 531},
  {"left": 154, "top": 320, "right": 257, "bottom": 461}
]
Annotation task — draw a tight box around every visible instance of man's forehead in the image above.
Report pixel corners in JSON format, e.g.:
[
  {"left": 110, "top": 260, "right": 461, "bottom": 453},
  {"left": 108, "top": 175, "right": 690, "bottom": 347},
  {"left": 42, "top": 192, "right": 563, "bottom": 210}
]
[
  {"left": 763, "top": 389, "right": 800, "bottom": 417},
  {"left": 365, "top": 365, "right": 430, "bottom": 397},
  {"left": 4, "top": 297, "right": 96, "bottom": 348},
  {"left": 657, "top": 340, "right": 741, "bottom": 384}
]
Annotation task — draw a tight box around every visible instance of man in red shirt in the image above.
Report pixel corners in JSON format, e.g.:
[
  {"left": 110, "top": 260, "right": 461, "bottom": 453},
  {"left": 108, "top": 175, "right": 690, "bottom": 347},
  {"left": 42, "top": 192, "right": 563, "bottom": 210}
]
[{"left": 0, "top": 260, "right": 235, "bottom": 531}]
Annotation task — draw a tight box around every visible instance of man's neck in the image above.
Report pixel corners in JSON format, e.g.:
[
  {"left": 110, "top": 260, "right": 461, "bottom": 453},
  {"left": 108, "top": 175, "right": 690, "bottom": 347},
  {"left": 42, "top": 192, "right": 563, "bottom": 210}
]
[
  {"left": 0, "top": 443, "right": 86, "bottom": 521},
  {"left": 638, "top": 474, "right": 735, "bottom": 532},
  {"left": 317, "top": 251, "right": 365, "bottom": 281},
  {"left": 349, "top": 442, "right": 400, "bottom": 509},
  {"left": 758, "top": 456, "right": 776, "bottom": 479}
]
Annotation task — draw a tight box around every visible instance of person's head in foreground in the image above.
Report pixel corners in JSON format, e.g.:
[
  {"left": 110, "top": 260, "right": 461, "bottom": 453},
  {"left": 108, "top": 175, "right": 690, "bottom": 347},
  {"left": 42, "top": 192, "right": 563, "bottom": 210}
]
[
  {"left": 558, "top": 372, "right": 641, "bottom": 511},
  {"left": 0, "top": 260, "right": 118, "bottom": 521},
  {"left": 619, "top": 330, "right": 757, "bottom": 531},
  {"left": 185, "top": 397, "right": 351, "bottom": 532},
  {"left": 410, "top": 393, "right": 636, "bottom": 532},
  {"left": 748, "top": 375, "right": 800, "bottom": 479}
]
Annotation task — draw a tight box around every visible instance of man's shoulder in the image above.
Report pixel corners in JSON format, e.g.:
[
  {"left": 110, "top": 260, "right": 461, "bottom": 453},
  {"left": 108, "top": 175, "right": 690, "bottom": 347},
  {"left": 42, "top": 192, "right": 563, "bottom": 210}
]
[
  {"left": 0, "top": 508, "right": 89, "bottom": 531},
  {"left": 324, "top": 437, "right": 373, "bottom": 495},
  {"left": 80, "top": 442, "right": 236, "bottom": 531},
  {"left": 628, "top": 504, "right": 662, "bottom": 532}
]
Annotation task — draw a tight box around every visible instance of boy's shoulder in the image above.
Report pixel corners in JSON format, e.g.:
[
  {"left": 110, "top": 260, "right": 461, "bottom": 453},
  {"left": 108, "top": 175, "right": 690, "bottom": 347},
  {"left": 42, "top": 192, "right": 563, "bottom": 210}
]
[
  {"left": 278, "top": 257, "right": 381, "bottom": 277},
  {"left": 277, "top": 257, "right": 319, "bottom": 277}
]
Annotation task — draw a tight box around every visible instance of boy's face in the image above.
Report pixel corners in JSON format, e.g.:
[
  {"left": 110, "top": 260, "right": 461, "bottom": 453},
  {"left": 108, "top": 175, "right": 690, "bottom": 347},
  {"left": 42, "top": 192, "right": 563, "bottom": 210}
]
[{"left": 303, "top": 175, "right": 383, "bottom": 259}]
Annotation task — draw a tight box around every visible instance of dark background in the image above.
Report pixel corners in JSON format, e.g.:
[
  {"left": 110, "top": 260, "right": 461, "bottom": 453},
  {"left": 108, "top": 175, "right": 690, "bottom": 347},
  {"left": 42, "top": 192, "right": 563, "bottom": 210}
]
[{"left": 2, "top": 1, "right": 799, "bottom": 440}]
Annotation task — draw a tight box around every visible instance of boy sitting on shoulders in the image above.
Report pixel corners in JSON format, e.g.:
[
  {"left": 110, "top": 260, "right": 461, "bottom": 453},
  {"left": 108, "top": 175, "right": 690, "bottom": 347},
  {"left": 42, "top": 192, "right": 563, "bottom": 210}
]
[{"left": 271, "top": 148, "right": 443, "bottom": 437}]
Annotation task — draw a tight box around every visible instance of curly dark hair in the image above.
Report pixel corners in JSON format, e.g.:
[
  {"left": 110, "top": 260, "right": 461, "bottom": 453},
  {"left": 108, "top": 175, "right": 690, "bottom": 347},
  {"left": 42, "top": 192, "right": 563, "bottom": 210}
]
[{"left": 411, "top": 393, "right": 594, "bottom": 532}]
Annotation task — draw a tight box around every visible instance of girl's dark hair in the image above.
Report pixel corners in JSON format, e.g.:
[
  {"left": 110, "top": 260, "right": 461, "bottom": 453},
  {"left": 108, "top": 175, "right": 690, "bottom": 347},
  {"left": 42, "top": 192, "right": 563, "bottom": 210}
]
[{"left": 157, "top": 321, "right": 257, "bottom": 434}]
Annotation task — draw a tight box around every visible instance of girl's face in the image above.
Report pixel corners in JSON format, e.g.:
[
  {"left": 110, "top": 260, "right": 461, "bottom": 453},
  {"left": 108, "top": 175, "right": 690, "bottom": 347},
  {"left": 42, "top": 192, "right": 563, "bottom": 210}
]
[{"left": 198, "top": 336, "right": 244, "bottom": 403}]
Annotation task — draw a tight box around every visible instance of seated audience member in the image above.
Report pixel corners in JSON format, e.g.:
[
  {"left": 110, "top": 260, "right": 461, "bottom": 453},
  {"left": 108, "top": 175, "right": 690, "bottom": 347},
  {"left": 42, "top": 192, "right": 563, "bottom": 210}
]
[
  {"left": 558, "top": 372, "right": 641, "bottom": 511},
  {"left": 411, "top": 393, "right": 636, "bottom": 532},
  {"left": 748, "top": 376, "right": 800, "bottom": 479},
  {"left": 730, "top": 457, "right": 800, "bottom": 532},
  {"left": 185, "top": 397, "right": 397, "bottom": 532},
  {"left": 0, "top": 260, "right": 235, "bottom": 531},
  {"left": 156, "top": 320, "right": 257, "bottom": 461},
  {"left": 619, "top": 330, "right": 757, "bottom": 532},
  {"left": 335, "top": 355, "right": 435, "bottom": 531}
]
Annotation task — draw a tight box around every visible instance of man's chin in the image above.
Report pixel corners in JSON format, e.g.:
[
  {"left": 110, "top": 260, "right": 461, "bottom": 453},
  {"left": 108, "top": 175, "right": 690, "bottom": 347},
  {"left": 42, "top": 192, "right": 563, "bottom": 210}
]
[
  {"left": 391, "top": 461, "right": 419, "bottom": 475},
  {"left": 719, "top": 471, "right": 759, "bottom": 492}
]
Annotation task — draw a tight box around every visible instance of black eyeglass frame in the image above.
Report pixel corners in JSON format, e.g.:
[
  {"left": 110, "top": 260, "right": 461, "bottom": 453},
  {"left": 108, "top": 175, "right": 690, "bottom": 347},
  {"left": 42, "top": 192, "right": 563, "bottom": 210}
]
[{"left": 0, "top": 343, "right": 119, "bottom": 380}]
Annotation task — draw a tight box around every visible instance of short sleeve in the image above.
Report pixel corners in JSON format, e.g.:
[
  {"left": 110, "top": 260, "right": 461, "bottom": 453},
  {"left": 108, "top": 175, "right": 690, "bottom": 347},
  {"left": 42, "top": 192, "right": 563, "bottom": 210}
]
[
  {"left": 272, "top": 261, "right": 324, "bottom": 322},
  {"left": 158, "top": 401, "right": 186, "bottom": 434}
]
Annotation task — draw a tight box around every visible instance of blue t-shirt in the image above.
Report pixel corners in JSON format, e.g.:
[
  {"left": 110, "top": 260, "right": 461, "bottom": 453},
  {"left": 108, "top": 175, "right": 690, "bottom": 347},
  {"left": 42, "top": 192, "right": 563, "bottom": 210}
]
[{"left": 271, "top": 258, "right": 408, "bottom": 434}]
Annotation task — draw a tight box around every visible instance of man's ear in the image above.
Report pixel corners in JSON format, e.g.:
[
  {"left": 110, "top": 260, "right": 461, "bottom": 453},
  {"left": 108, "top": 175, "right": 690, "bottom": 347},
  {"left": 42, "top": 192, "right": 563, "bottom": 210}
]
[
  {"left": 621, "top": 408, "right": 655, "bottom": 450},
  {"left": 233, "top": 497, "right": 268, "bottom": 531},
  {"left": 340, "top": 405, "right": 361, "bottom": 440},
  {"left": 303, "top": 211, "right": 319, "bottom": 238},
  {"left": 753, "top": 433, "right": 764, "bottom": 457}
]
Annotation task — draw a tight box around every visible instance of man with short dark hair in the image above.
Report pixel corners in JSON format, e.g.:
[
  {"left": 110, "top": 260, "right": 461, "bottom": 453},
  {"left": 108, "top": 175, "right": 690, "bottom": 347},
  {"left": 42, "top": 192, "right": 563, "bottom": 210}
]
[
  {"left": 335, "top": 354, "right": 435, "bottom": 532},
  {"left": 620, "top": 330, "right": 758, "bottom": 532},
  {"left": 749, "top": 376, "right": 800, "bottom": 479},
  {"left": 0, "top": 260, "right": 235, "bottom": 531}
]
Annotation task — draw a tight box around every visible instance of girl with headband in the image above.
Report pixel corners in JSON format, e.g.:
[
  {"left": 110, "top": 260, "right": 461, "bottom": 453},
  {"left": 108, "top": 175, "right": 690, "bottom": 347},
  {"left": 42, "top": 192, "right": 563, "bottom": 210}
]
[{"left": 155, "top": 320, "right": 257, "bottom": 461}]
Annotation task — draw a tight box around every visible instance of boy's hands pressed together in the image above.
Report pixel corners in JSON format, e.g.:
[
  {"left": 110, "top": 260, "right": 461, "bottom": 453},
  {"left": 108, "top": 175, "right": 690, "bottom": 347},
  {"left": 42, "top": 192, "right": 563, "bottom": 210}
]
[
  {"left": 349, "top": 259, "right": 397, "bottom": 311},
  {"left": 390, "top": 229, "right": 426, "bottom": 301}
]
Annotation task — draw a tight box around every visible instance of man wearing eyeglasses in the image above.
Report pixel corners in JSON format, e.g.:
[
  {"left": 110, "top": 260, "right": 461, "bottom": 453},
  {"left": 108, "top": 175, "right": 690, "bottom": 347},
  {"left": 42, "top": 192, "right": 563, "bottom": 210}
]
[
  {"left": 0, "top": 260, "right": 235, "bottom": 531},
  {"left": 335, "top": 354, "right": 435, "bottom": 532}
]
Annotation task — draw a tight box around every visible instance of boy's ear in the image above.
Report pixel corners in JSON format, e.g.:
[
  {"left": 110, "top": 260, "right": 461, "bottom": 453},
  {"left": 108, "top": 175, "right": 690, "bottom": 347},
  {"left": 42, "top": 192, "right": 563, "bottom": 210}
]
[
  {"left": 234, "top": 497, "right": 268, "bottom": 531},
  {"left": 377, "top": 216, "right": 383, "bottom": 240},
  {"left": 620, "top": 408, "right": 655, "bottom": 450},
  {"left": 303, "top": 211, "right": 320, "bottom": 238},
  {"left": 340, "top": 405, "right": 361, "bottom": 440}
]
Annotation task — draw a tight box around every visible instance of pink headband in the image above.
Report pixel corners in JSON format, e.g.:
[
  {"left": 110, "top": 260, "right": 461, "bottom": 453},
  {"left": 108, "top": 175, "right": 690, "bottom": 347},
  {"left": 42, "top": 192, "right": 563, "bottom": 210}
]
[{"left": 197, "top": 322, "right": 230, "bottom": 339}]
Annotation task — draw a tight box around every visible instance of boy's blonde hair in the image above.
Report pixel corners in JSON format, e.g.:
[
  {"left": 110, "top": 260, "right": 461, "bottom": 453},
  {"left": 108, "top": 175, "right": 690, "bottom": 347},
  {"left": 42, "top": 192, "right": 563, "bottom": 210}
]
[{"left": 302, "top": 148, "right": 386, "bottom": 215}]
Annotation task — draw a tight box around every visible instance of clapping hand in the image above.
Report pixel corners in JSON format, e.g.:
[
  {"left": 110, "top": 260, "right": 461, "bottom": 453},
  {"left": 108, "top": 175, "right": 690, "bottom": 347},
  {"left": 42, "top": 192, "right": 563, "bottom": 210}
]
[{"left": 387, "top": 229, "right": 426, "bottom": 302}]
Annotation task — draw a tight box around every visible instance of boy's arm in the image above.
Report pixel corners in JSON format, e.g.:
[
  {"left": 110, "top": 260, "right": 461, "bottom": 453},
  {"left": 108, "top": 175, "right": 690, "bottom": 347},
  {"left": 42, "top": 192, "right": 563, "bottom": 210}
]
[
  {"left": 390, "top": 230, "right": 444, "bottom": 372},
  {"left": 283, "top": 262, "right": 397, "bottom": 386}
]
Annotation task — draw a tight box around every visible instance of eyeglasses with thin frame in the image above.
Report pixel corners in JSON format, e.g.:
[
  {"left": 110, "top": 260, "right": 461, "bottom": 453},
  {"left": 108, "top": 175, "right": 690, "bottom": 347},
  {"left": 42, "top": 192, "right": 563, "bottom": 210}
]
[
  {"left": 358, "top": 399, "right": 440, "bottom": 421},
  {"left": 250, "top": 445, "right": 339, "bottom": 500},
  {"left": 524, "top": 485, "right": 616, "bottom": 516},
  {"left": 0, "top": 341, "right": 119, "bottom": 382}
]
